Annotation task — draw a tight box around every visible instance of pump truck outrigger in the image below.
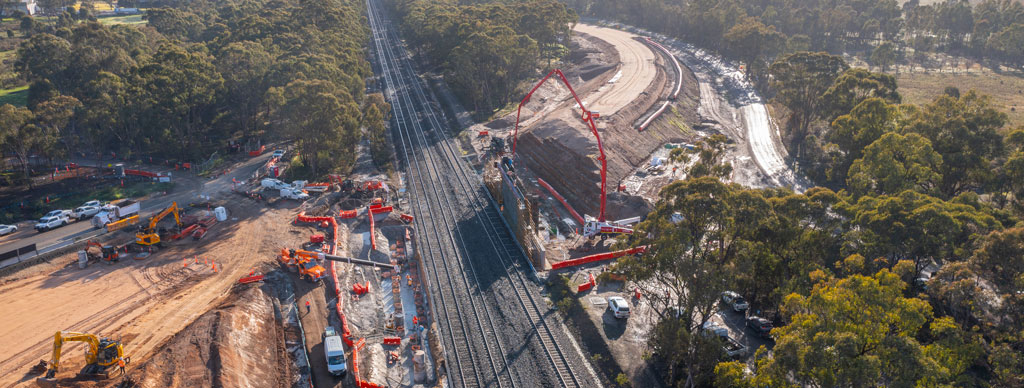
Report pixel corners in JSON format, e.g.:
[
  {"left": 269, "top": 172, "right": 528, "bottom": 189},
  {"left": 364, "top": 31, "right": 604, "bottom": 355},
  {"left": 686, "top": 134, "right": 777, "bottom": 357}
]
[{"left": 508, "top": 69, "right": 634, "bottom": 238}]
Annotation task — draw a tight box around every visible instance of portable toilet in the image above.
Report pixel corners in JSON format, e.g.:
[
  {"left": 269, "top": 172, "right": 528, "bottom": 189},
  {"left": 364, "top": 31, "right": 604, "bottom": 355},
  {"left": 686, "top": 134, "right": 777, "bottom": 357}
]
[{"left": 214, "top": 206, "right": 228, "bottom": 221}]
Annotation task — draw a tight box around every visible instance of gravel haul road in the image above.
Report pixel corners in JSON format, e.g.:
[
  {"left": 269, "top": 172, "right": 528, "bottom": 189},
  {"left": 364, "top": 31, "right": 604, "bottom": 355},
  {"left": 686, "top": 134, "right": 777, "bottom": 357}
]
[{"left": 572, "top": 24, "right": 657, "bottom": 117}]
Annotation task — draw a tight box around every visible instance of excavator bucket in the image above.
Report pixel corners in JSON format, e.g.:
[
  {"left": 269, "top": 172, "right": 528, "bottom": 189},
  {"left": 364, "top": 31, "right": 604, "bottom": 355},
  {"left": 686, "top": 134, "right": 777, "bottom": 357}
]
[{"left": 34, "top": 377, "right": 57, "bottom": 388}]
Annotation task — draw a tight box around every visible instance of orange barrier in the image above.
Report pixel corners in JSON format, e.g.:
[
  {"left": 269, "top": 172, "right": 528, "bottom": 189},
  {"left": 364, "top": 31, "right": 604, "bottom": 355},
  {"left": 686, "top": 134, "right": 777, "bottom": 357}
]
[
  {"left": 369, "top": 206, "right": 393, "bottom": 214},
  {"left": 171, "top": 223, "right": 200, "bottom": 240},
  {"left": 339, "top": 209, "right": 358, "bottom": 219},
  {"left": 552, "top": 246, "right": 647, "bottom": 270},
  {"left": 400, "top": 214, "right": 414, "bottom": 223},
  {"left": 239, "top": 274, "right": 264, "bottom": 284},
  {"left": 369, "top": 207, "right": 377, "bottom": 251},
  {"left": 310, "top": 234, "right": 325, "bottom": 243},
  {"left": 382, "top": 336, "right": 401, "bottom": 345},
  {"left": 537, "top": 177, "right": 584, "bottom": 226},
  {"left": 577, "top": 273, "right": 597, "bottom": 292}
]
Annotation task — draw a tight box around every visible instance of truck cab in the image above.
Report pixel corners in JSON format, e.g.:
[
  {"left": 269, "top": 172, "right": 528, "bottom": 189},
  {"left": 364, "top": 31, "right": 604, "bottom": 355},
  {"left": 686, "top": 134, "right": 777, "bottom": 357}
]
[{"left": 323, "top": 333, "right": 347, "bottom": 377}]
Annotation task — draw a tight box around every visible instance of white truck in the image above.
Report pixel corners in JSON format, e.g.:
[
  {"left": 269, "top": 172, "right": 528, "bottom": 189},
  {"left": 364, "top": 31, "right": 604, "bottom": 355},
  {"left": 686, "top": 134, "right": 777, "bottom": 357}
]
[
  {"left": 323, "top": 328, "right": 347, "bottom": 377},
  {"left": 91, "top": 200, "right": 141, "bottom": 228},
  {"left": 280, "top": 187, "right": 309, "bottom": 200},
  {"left": 35, "top": 214, "right": 70, "bottom": 232}
]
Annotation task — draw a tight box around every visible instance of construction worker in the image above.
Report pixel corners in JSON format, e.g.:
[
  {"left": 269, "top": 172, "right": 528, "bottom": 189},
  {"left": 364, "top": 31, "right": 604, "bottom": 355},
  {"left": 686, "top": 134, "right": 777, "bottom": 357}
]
[
  {"left": 117, "top": 357, "right": 126, "bottom": 375},
  {"left": 305, "top": 300, "right": 311, "bottom": 314}
]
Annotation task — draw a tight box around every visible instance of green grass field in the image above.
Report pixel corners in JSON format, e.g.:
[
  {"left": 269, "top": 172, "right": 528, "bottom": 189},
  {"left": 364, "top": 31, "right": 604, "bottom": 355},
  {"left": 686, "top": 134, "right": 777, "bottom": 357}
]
[
  {"left": 98, "top": 14, "right": 145, "bottom": 25},
  {"left": 897, "top": 71, "right": 1024, "bottom": 129},
  {"left": 0, "top": 85, "right": 28, "bottom": 106}
]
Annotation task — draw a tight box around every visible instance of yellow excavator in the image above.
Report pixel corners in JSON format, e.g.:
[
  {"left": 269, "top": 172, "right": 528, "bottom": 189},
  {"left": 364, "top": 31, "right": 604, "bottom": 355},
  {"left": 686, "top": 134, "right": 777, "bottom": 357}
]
[
  {"left": 36, "top": 331, "right": 128, "bottom": 386},
  {"left": 136, "top": 201, "right": 181, "bottom": 246}
]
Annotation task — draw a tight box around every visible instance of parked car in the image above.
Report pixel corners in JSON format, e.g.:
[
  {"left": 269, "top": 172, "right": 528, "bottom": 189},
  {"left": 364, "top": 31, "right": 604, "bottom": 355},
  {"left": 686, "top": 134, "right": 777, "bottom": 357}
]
[
  {"left": 701, "top": 320, "right": 729, "bottom": 339},
  {"left": 35, "top": 215, "right": 69, "bottom": 232},
  {"left": 607, "top": 296, "right": 631, "bottom": 319},
  {"left": 81, "top": 200, "right": 103, "bottom": 208},
  {"left": 721, "top": 291, "right": 749, "bottom": 312},
  {"left": 43, "top": 209, "right": 72, "bottom": 219},
  {"left": 71, "top": 205, "right": 101, "bottom": 220},
  {"left": 746, "top": 315, "right": 773, "bottom": 338},
  {"left": 0, "top": 224, "right": 17, "bottom": 236},
  {"left": 272, "top": 149, "right": 285, "bottom": 159}
]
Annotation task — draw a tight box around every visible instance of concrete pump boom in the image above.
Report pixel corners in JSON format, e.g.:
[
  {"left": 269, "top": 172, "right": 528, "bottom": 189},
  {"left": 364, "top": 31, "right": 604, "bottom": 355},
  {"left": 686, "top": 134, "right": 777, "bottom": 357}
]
[{"left": 510, "top": 69, "right": 609, "bottom": 222}]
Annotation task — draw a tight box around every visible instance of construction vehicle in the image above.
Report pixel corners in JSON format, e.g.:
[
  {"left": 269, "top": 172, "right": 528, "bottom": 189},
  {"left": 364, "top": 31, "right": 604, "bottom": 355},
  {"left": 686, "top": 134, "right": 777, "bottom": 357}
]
[
  {"left": 508, "top": 69, "right": 634, "bottom": 238},
  {"left": 135, "top": 202, "right": 182, "bottom": 246},
  {"left": 37, "top": 331, "right": 128, "bottom": 385},
  {"left": 85, "top": 241, "right": 119, "bottom": 262},
  {"left": 279, "top": 248, "right": 327, "bottom": 282},
  {"left": 92, "top": 200, "right": 140, "bottom": 229}
]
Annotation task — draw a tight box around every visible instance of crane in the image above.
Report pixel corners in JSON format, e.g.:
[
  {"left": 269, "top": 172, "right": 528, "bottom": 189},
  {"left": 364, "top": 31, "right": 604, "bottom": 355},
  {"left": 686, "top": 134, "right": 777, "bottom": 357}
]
[
  {"left": 509, "top": 69, "right": 632, "bottom": 238},
  {"left": 136, "top": 201, "right": 182, "bottom": 246},
  {"left": 39, "top": 331, "right": 128, "bottom": 381}
]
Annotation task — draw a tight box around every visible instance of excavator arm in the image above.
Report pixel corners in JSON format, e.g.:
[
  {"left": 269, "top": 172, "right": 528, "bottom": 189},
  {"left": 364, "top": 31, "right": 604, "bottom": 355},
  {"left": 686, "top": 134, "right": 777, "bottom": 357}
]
[
  {"left": 509, "top": 69, "right": 608, "bottom": 222},
  {"left": 137, "top": 202, "right": 181, "bottom": 245},
  {"left": 47, "top": 332, "right": 100, "bottom": 377}
]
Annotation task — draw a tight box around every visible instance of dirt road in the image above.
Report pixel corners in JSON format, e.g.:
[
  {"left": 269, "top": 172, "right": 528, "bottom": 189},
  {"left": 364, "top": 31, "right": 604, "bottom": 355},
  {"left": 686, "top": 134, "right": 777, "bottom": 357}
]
[
  {"left": 292, "top": 271, "right": 350, "bottom": 388},
  {"left": 573, "top": 24, "right": 657, "bottom": 117},
  {"left": 0, "top": 197, "right": 305, "bottom": 387}
]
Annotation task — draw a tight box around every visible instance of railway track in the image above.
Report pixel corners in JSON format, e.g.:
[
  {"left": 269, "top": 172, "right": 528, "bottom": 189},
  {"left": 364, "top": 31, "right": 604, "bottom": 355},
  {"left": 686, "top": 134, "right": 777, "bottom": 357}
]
[
  {"left": 366, "top": 2, "right": 512, "bottom": 387},
  {"left": 365, "top": 1, "right": 597, "bottom": 387}
]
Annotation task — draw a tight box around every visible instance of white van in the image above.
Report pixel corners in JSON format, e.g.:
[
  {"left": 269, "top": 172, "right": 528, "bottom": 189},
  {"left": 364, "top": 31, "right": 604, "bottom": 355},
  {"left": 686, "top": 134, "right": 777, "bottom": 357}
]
[{"left": 324, "top": 333, "right": 347, "bottom": 377}]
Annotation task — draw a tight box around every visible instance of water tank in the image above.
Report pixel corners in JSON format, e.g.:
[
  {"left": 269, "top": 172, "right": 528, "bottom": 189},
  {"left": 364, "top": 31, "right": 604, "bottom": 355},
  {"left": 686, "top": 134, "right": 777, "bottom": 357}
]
[
  {"left": 214, "top": 206, "right": 228, "bottom": 221},
  {"left": 78, "top": 250, "right": 88, "bottom": 269}
]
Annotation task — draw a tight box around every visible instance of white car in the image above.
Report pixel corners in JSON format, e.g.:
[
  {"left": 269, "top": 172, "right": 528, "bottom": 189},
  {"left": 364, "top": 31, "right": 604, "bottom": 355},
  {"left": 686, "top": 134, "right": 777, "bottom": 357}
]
[
  {"left": 43, "top": 209, "right": 71, "bottom": 219},
  {"left": 0, "top": 224, "right": 17, "bottom": 236},
  {"left": 607, "top": 296, "right": 631, "bottom": 319},
  {"left": 272, "top": 149, "right": 285, "bottom": 159},
  {"left": 81, "top": 200, "right": 103, "bottom": 208},
  {"left": 721, "top": 291, "right": 748, "bottom": 312},
  {"left": 35, "top": 215, "right": 69, "bottom": 232},
  {"left": 71, "top": 205, "right": 101, "bottom": 220}
]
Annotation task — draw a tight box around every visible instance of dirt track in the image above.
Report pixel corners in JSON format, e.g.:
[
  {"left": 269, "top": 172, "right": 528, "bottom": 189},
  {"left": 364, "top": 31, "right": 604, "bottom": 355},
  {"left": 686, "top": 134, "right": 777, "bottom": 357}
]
[
  {"left": 0, "top": 198, "right": 307, "bottom": 387},
  {"left": 573, "top": 24, "right": 657, "bottom": 117}
]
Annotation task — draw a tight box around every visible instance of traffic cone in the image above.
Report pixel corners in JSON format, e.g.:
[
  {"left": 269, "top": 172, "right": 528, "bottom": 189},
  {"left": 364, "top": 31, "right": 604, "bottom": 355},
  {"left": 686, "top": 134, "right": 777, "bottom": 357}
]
[
  {"left": 212, "top": 261, "right": 217, "bottom": 273},
  {"left": 183, "top": 258, "right": 188, "bottom": 267},
  {"left": 194, "top": 255, "right": 198, "bottom": 264}
]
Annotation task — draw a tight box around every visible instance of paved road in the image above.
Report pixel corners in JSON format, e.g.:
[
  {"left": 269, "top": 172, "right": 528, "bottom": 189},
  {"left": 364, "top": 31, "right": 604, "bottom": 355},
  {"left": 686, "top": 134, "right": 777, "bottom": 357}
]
[{"left": 0, "top": 153, "right": 274, "bottom": 269}]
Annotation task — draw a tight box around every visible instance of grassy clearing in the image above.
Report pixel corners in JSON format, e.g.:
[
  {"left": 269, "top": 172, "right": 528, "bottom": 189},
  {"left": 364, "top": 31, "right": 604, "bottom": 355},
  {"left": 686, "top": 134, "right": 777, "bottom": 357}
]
[
  {"left": 897, "top": 71, "right": 1024, "bottom": 129},
  {"left": 0, "top": 85, "right": 28, "bottom": 107},
  {"left": 98, "top": 14, "right": 145, "bottom": 25}
]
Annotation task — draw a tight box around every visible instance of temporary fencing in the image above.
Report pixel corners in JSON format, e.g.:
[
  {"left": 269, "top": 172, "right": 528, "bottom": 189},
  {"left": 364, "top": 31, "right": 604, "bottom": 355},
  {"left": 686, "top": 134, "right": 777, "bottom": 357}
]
[{"left": 551, "top": 246, "right": 648, "bottom": 270}]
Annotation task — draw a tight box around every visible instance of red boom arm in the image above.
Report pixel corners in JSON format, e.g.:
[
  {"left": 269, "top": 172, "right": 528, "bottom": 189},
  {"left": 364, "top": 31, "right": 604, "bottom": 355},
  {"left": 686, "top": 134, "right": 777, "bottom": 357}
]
[{"left": 510, "top": 69, "right": 608, "bottom": 222}]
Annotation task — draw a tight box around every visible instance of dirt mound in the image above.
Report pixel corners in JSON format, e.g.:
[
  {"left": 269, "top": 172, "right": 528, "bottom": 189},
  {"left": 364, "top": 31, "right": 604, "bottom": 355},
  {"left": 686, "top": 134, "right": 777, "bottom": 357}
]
[{"left": 129, "top": 286, "right": 293, "bottom": 388}]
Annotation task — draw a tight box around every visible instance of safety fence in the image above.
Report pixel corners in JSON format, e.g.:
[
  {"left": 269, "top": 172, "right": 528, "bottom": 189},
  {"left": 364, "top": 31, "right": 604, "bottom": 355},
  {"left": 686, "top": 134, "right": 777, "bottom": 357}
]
[{"left": 294, "top": 211, "right": 385, "bottom": 388}]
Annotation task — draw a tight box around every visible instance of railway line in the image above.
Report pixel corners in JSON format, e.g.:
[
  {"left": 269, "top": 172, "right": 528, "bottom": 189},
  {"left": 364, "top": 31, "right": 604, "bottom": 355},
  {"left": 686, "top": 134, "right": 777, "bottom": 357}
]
[{"left": 365, "top": 0, "right": 599, "bottom": 387}]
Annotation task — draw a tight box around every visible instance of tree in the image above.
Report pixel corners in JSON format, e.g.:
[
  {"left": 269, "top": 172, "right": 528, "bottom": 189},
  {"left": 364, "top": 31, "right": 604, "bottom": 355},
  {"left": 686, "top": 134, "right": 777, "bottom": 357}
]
[
  {"left": 723, "top": 18, "right": 785, "bottom": 84},
  {"left": 970, "top": 227, "right": 1024, "bottom": 293},
  {"left": 215, "top": 41, "right": 272, "bottom": 135},
  {"left": 15, "top": 34, "right": 72, "bottom": 90},
  {"left": 986, "top": 23, "right": 1024, "bottom": 68},
  {"left": 363, "top": 93, "right": 391, "bottom": 170},
  {"left": 821, "top": 68, "right": 901, "bottom": 122},
  {"left": 868, "top": 41, "right": 898, "bottom": 72},
  {"left": 847, "top": 132, "right": 943, "bottom": 197},
  {"left": 669, "top": 134, "right": 732, "bottom": 179},
  {"left": 271, "top": 79, "right": 360, "bottom": 177},
  {"left": 744, "top": 270, "right": 973, "bottom": 387},
  {"left": 902, "top": 91, "right": 1007, "bottom": 197},
  {"left": 839, "top": 190, "right": 1000, "bottom": 275},
  {"left": 826, "top": 98, "right": 900, "bottom": 184},
  {"left": 768, "top": 52, "right": 849, "bottom": 158},
  {"left": 0, "top": 104, "right": 54, "bottom": 187},
  {"left": 617, "top": 177, "right": 766, "bottom": 387},
  {"left": 31, "top": 95, "right": 82, "bottom": 155}
]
